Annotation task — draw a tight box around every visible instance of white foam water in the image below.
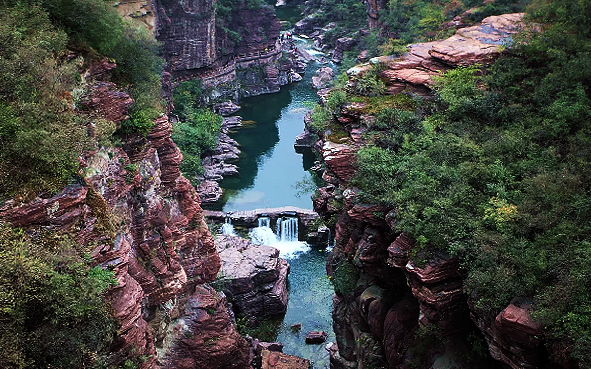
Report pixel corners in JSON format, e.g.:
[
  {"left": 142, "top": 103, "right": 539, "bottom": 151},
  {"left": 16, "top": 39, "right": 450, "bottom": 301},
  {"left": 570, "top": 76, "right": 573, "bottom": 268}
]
[{"left": 249, "top": 216, "right": 310, "bottom": 259}]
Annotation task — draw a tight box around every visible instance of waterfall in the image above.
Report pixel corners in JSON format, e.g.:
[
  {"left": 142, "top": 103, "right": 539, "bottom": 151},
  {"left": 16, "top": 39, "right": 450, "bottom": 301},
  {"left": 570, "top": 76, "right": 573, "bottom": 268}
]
[
  {"left": 276, "top": 216, "right": 298, "bottom": 242},
  {"left": 221, "top": 214, "right": 236, "bottom": 236},
  {"left": 249, "top": 216, "right": 309, "bottom": 259},
  {"left": 258, "top": 216, "right": 271, "bottom": 228}
]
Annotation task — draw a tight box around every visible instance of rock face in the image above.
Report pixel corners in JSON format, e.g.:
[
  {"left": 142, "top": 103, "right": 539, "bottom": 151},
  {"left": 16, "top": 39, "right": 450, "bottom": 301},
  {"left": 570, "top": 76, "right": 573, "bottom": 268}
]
[
  {"left": 0, "top": 63, "right": 248, "bottom": 368},
  {"left": 260, "top": 349, "right": 310, "bottom": 369},
  {"left": 349, "top": 13, "right": 525, "bottom": 96},
  {"left": 195, "top": 116, "right": 241, "bottom": 203},
  {"left": 312, "top": 66, "right": 335, "bottom": 89},
  {"left": 215, "top": 234, "right": 290, "bottom": 317},
  {"left": 303, "top": 13, "right": 558, "bottom": 369},
  {"left": 153, "top": 0, "right": 302, "bottom": 100},
  {"left": 332, "top": 37, "right": 357, "bottom": 63}
]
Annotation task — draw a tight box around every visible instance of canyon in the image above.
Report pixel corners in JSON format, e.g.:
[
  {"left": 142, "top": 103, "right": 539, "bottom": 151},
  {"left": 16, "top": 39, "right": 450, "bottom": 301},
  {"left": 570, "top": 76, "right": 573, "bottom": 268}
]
[{"left": 1, "top": 1, "right": 585, "bottom": 368}]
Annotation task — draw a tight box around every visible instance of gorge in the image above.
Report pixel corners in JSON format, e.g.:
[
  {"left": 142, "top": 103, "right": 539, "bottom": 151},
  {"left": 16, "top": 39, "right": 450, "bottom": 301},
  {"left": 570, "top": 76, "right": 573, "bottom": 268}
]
[{"left": 0, "top": 0, "right": 590, "bottom": 369}]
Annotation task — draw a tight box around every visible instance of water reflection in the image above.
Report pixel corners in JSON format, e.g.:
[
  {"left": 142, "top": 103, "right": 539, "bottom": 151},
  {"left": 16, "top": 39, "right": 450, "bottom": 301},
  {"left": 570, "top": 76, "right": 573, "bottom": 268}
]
[{"left": 209, "top": 58, "right": 324, "bottom": 212}]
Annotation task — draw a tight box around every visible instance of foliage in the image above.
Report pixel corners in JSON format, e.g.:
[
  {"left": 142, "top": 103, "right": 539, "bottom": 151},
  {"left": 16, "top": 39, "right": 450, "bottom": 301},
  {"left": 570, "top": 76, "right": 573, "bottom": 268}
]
[
  {"left": 352, "top": 69, "right": 386, "bottom": 97},
  {"left": 330, "top": 258, "right": 359, "bottom": 296},
  {"left": 110, "top": 26, "right": 164, "bottom": 135},
  {"left": 379, "top": 0, "right": 530, "bottom": 43},
  {"left": 0, "top": 4, "right": 88, "bottom": 199},
  {"left": 172, "top": 103, "right": 222, "bottom": 183},
  {"left": 348, "top": 0, "right": 591, "bottom": 363},
  {"left": 0, "top": 226, "right": 118, "bottom": 368},
  {"left": 0, "top": 1, "right": 164, "bottom": 198}
]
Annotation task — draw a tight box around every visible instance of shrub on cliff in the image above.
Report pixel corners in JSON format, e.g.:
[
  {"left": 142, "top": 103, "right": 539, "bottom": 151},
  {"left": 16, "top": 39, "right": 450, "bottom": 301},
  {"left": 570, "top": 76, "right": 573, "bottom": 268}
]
[
  {"left": 0, "top": 5, "right": 89, "bottom": 200},
  {"left": 0, "top": 1, "right": 164, "bottom": 198},
  {"left": 0, "top": 226, "right": 118, "bottom": 368},
  {"left": 172, "top": 98, "right": 223, "bottom": 183},
  {"left": 350, "top": 0, "right": 591, "bottom": 363}
]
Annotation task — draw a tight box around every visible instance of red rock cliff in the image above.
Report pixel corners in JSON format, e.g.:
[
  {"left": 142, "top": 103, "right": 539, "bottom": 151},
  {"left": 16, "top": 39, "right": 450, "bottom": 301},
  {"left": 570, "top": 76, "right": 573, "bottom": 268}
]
[
  {"left": 0, "top": 64, "right": 249, "bottom": 368},
  {"left": 312, "top": 14, "right": 556, "bottom": 369}
]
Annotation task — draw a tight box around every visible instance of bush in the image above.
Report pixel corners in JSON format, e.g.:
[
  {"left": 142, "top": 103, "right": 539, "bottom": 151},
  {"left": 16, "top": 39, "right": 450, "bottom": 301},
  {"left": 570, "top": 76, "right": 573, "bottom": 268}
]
[
  {"left": 0, "top": 226, "right": 118, "bottom": 368},
  {"left": 172, "top": 109, "right": 222, "bottom": 183},
  {"left": 0, "top": 5, "right": 88, "bottom": 199}
]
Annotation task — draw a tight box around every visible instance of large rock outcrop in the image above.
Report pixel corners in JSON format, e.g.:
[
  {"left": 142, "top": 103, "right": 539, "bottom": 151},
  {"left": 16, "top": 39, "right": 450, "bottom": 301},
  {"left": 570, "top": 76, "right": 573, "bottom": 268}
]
[
  {"left": 348, "top": 13, "right": 525, "bottom": 96},
  {"left": 0, "top": 63, "right": 248, "bottom": 368},
  {"left": 153, "top": 0, "right": 300, "bottom": 100},
  {"left": 305, "top": 13, "right": 562, "bottom": 369},
  {"left": 215, "top": 234, "right": 290, "bottom": 318}
]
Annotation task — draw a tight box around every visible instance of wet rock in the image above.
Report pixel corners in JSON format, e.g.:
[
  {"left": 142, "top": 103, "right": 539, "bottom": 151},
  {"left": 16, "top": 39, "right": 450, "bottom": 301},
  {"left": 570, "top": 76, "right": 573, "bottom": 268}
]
[
  {"left": 383, "top": 296, "right": 420, "bottom": 367},
  {"left": 305, "top": 331, "right": 328, "bottom": 344},
  {"left": 213, "top": 101, "right": 241, "bottom": 116},
  {"left": 289, "top": 71, "right": 303, "bottom": 82},
  {"left": 311, "top": 66, "right": 334, "bottom": 89},
  {"left": 261, "top": 349, "right": 310, "bottom": 369},
  {"left": 215, "top": 234, "right": 290, "bottom": 317},
  {"left": 294, "top": 128, "right": 315, "bottom": 149},
  {"left": 195, "top": 180, "right": 223, "bottom": 203}
]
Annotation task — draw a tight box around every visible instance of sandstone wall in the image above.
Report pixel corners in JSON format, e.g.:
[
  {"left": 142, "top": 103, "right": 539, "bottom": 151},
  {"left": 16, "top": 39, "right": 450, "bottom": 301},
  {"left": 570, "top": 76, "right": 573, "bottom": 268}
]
[
  {"left": 310, "top": 14, "right": 555, "bottom": 369},
  {"left": 154, "top": 0, "right": 294, "bottom": 100},
  {"left": 0, "top": 64, "right": 249, "bottom": 368}
]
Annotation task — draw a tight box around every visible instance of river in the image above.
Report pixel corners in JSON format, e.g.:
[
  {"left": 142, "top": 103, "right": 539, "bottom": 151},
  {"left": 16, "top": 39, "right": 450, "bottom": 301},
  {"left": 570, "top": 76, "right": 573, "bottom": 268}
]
[{"left": 213, "top": 39, "right": 336, "bottom": 368}]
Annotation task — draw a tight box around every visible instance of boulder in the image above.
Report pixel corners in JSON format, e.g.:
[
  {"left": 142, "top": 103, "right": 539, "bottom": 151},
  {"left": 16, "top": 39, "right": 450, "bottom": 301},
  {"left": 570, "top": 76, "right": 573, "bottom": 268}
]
[
  {"left": 332, "top": 37, "right": 357, "bottom": 63},
  {"left": 311, "top": 67, "right": 334, "bottom": 89},
  {"left": 213, "top": 101, "right": 241, "bottom": 116},
  {"left": 305, "top": 331, "right": 328, "bottom": 344},
  {"left": 215, "top": 235, "right": 290, "bottom": 317},
  {"left": 289, "top": 71, "right": 303, "bottom": 82},
  {"left": 321, "top": 141, "right": 356, "bottom": 182},
  {"left": 261, "top": 349, "right": 310, "bottom": 369},
  {"left": 429, "top": 13, "right": 525, "bottom": 66},
  {"left": 294, "top": 128, "right": 315, "bottom": 149}
]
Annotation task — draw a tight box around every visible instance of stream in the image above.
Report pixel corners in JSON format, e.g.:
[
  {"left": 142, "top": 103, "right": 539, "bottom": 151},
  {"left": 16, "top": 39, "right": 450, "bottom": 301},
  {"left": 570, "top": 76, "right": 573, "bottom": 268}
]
[{"left": 211, "top": 37, "right": 336, "bottom": 368}]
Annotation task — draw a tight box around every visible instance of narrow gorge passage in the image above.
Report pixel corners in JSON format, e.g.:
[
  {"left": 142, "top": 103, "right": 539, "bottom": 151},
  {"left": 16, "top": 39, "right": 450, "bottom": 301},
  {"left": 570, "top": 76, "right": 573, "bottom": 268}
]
[{"left": 210, "top": 39, "right": 337, "bottom": 368}]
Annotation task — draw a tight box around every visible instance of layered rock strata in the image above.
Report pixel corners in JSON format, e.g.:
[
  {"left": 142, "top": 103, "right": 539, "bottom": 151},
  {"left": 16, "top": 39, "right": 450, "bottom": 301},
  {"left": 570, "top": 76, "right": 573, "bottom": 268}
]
[
  {"left": 153, "top": 0, "right": 302, "bottom": 100},
  {"left": 0, "top": 64, "right": 249, "bottom": 368},
  {"left": 195, "top": 116, "right": 241, "bottom": 203},
  {"left": 215, "top": 234, "right": 290, "bottom": 317},
  {"left": 305, "top": 13, "right": 557, "bottom": 369},
  {"left": 348, "top": 13, "right": 525, "bottom": 96}
]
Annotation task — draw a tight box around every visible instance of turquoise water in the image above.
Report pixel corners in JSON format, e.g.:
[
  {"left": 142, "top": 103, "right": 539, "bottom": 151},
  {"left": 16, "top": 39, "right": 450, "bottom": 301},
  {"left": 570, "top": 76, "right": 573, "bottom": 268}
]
[
  {"left": 213, "top": 39, "right": 336, "bottom": 367},
  {"left": 212, "top": 61, "right": 321, "bottom": 212},
  {"left": 277, "top": 248, "right": 335, "bottom": 368}
]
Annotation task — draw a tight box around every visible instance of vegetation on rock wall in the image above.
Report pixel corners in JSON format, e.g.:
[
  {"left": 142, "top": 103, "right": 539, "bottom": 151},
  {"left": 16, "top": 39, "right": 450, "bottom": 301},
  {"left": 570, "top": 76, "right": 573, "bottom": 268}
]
[
  {"left": 0, "top": 226, "right": 118, "bottom": 368},
  {"left": 172, "top": 80, "right": 223, "bottom": 184},
  {"left": 0, "top": 0, "right": 163, "bottom": 200},
  {"left": 0, "top": 1, "right": 164, "bottom": 367},
  {"left": 331, "top": 0, "right": 591, "bottom": 364}
]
